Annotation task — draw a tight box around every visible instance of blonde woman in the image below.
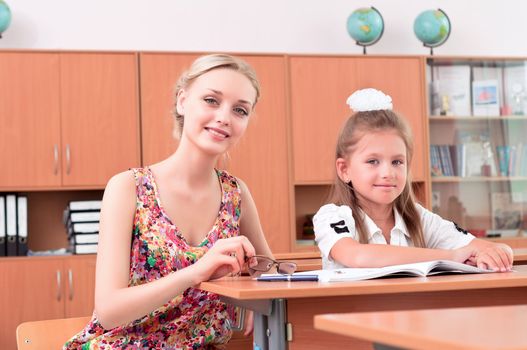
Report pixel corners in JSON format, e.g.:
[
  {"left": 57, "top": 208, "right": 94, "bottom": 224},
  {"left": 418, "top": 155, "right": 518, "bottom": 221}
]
[{"left": 65, "top": 54, "right": 273, "bottom": 349}]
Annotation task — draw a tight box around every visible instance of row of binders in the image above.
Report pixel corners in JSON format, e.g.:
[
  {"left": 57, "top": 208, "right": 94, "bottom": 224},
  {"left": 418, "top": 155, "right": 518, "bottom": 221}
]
[
  {"left": 0, "top": 194, "right": 28, "bottom": 256},
  {"left": 63, "top": 200, "right": 101, "bottom": 255}
]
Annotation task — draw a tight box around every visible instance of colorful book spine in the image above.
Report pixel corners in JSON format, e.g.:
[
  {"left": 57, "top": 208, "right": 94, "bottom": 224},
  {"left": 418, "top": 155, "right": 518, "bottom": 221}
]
[
  {"left": 496, "top": 145, "right": 510, "bottom": 176},
  {"left": 439, "top": 145, "right": 454, "bottom": 176},
  {"left": 430, "top": 145, "right": 443, "bottom": 176}
]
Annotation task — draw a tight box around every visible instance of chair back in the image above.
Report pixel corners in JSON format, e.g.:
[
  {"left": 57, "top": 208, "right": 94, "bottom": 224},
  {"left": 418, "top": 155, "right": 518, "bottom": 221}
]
[{"left": 16, "top": 316, "right": 90, "bottom": 350}]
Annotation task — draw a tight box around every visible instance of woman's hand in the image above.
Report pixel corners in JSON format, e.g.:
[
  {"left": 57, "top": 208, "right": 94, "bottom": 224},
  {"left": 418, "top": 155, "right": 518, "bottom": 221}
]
[
  {"left": 243, "top": 310, "right": 254, "bottom": 336},
  {"left": 191, "top": 236, "right": 256, "bottom": 283}
]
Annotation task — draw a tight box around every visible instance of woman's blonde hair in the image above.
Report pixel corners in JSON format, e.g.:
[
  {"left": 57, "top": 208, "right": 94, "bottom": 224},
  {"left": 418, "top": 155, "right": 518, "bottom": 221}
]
[
  {"left": 173, "top": 53, "right": 260, "bottom": 138},
  {"left": 329, "top": 109, "right": 425, "bottom": 247}
]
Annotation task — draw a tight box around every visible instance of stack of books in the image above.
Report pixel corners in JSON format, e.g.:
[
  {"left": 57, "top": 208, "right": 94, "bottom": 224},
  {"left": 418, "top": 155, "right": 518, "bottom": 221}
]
[{"left": 63, "top": 200, "right": 102, "bottom": 255}]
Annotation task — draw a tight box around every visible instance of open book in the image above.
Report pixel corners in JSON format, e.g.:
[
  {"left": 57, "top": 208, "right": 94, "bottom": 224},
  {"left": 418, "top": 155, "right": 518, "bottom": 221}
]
[{"left": 291, "top": 260, "right": 494, "bottom": 282}]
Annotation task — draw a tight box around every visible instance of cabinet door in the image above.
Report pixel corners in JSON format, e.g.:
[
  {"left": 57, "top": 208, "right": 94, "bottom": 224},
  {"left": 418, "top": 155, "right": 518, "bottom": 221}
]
[
  {"left": 65, "top": 255, "right": 96, "bottom": 317},
  {"left": 0, "top": 258, "right": 65, "bottom": 350},
  {"left": 139, "top": 53, "right": 199, "bottom": 165},
  {"left": 355, "top": 57, "right": 427, "bottom": 181},
  {"left": 0, "top": 52, "right": 62, "bottom": 188},
  {"left": 290, "top": 57, "right": 360, "bottom": 183},
  {"left": 60, "top": 53, "right": 141, "bottom": 187},
  {"left": 227, "top": 55, "right": 291, "bottom": 253}
]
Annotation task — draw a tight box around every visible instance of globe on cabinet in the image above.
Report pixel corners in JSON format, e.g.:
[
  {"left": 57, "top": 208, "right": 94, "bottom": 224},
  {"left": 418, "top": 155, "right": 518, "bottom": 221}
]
[
  {"left": 346, "top": 6, "right": 384, "bottom": 55},
  {"left": 413, "top": 8, "right": 451, "bottom": 55},
  {"left": 0, "top": 0, "right": 11, "bottom": 38}
]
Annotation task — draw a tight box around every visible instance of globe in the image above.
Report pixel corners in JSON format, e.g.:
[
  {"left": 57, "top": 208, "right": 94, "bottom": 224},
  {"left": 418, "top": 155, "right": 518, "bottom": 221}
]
[
  {"left": 346, "top": 7, "right": 384, "bottom": 53},
  {"left": 414, "top": 9, "right": 451, "bottom": 49},
  {"left": 0, "top": 0, "right": 11, "bottom": 37}
]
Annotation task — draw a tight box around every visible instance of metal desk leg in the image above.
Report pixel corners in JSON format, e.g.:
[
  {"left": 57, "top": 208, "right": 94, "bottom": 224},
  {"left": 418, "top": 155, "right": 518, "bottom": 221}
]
[
  {"left": 268, "top": 299, "right": 287, "bottom": 350},
  {"left": 219, "top": 297, "right": 273, "bottom": 350},
  {"left": 253, "top": 311, "right": 268, "bottom": 350}
]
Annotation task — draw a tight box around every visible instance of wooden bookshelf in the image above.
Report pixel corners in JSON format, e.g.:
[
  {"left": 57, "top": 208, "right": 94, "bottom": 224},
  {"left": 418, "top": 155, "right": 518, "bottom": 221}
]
[{"left": 427, "top": 56, "right": 527, "bottom": 247}]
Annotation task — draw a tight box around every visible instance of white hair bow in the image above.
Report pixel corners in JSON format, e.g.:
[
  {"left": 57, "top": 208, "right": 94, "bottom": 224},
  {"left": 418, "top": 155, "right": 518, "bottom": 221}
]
[{"left": 346, "top": 88, "right": 393, "bottom": 112}]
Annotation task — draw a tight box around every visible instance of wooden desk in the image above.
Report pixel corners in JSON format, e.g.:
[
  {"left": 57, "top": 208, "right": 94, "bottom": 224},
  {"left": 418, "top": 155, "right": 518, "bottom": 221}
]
[
  {"left": 513, "top": 248, "right": 527, "bottom": 265},
  {"left": 314, "top": 304, "right": 527, "bottom": 350},
  {"left": 200, "top": 266, "right": 527, "bottom": 350}
]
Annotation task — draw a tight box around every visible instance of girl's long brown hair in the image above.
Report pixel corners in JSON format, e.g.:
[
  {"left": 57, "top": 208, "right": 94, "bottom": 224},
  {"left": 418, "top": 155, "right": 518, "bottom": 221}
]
[{"left": 328, "top": 109, "right": 425, "bottom": 247}]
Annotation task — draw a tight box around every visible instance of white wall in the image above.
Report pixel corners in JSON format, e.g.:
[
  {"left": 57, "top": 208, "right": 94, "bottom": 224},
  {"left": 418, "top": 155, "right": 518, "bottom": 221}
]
[{"left": 0, "top": 0, "right": 524, "bottom": 57}]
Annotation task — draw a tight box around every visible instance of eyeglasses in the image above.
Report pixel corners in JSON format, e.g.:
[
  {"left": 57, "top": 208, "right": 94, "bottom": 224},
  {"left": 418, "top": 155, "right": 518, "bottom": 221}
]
[{"left": 244, "top": 255, "right": 297, "bottom": 277}]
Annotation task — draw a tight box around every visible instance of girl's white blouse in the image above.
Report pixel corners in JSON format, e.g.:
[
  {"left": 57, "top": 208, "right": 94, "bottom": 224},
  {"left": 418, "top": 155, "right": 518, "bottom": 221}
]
[{"left": 313, "top": 203, "right": 475, "bottom": 270}]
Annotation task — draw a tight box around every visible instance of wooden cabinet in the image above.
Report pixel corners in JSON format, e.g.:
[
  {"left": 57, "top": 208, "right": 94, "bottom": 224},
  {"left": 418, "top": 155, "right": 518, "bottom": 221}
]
[
  {"left": 355, "top": 57, "right": 427, "bottom": 181},
  {"left": 59, "top": 53, "right": 141, "bottom": 187},
  {"left": 0, "top": 50, "right": 436, "bottom": 348},
  {"left": 289, "top": 55, "right": 428, "bottom": 248},
  {"left": 63, "top": 255, "right": 97, "bottom": 317},
  {"left": 0, "top": 51, "right": 141, "bottom": 190},
  {"left": 139, "top": 53, "right": 291, "bottom": 253},
  {"left": 289, "top": 55, "right": 426, "bottom": 183},
  {"left": 139, "top": 53, "right": 198, "bottom": 165},
  {"left": 0, "top": 255, "right": 96, "bottom": 349},
  {"left": 290, "top": 56, "right": 360, "bottom": 184},
  {"left": 0, "top": 52, "right": 62, "bottom": 188},
  {"left": 227, "top": 55, "right": 290, "bottom": 253}
]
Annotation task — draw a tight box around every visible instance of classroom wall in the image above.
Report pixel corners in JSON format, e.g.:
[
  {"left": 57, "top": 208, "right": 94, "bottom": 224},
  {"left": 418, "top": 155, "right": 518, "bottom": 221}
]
[{"left": 0, "top": 0, "right": 524, "bottom": 57}]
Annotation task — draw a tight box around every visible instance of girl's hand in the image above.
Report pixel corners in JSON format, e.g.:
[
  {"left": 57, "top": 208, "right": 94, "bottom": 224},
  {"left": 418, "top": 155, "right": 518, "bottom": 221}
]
[
  {"left": 473, "top": 243, "right": 513, "bottom": 272},
  {"left": 191, "top": 236, "right": 256, "bottom": 283},
  {"left": 450, "top": 245, "right": 477, "bottom": 264}
]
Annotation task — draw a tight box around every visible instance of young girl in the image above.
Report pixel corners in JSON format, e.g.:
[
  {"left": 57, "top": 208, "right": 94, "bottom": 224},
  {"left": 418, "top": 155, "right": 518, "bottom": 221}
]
[
  {"left": 314, "top": 88, "right": 514, "bottom": 272},
  {"left": 64, "top": 54, "right": 274, "bottom": 349}
]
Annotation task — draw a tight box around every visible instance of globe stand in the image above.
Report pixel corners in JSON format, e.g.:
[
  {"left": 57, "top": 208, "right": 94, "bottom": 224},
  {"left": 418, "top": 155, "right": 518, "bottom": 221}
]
[
  {"left": 357, "top": 43, "right": 368, "bottom": 55},
  {"left": 355, "top": 28, "right": 383, "bottom": 55},
  {"left": 425, "top": 45, "right": 435, "bottom": 56}
]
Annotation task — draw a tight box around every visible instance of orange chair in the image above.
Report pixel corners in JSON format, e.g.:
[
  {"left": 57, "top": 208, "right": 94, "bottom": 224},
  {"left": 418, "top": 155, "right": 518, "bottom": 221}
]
[{"left": 16, "top": 316, "right": 90, "bottom": 350}]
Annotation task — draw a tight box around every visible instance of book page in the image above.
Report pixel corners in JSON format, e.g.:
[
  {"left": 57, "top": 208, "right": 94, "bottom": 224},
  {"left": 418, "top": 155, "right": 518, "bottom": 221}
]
[
  {"left": 294, "top": 260, "right": 493, "bottom": 282},
  {"left": 294, "top": 261, "right": 434, "bottom": 282},
  {"left": 427, "top": 260, "right": 492, "bottom": 275}
]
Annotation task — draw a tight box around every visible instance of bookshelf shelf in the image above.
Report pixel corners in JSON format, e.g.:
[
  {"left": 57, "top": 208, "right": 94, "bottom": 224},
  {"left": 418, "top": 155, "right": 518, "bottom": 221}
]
[
  {"left": 427, "top": 57, "right": 527, "bottom": 241},
  {"left": 432, "top": 176, "right": 527, "bottom": 183},
  {"left": 430, "top": 115, "right": 527, "bottom": 121}
]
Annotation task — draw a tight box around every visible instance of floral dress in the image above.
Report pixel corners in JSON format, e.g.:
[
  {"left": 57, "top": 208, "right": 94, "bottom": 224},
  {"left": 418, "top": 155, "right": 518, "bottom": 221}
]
[{"left": 64, "top": 167, "right": 241, "bottom": 349}]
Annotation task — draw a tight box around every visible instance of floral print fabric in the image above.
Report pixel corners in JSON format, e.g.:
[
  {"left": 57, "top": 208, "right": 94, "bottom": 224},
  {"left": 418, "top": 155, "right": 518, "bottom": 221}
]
[{"left": 64, "top": 167, "right": 242, "bottom": 349}]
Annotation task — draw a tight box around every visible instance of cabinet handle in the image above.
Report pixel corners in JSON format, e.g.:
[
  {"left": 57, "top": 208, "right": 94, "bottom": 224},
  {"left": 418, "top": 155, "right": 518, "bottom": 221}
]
[
  {"left": 66, "top": 144, "right": 71, "bottom": 175},
  {"left": 53, "top": 144, "right": 59, "bottom": 175},
  {"left": 68, "top": 269, "right": 74, "bottom": 301},
  {"left": 56, "top": 270, "right": 62, "bottom": 301}
]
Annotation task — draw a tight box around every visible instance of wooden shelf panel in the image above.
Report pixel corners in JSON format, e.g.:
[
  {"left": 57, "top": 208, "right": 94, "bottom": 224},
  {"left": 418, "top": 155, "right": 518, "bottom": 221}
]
[
  {"left": 430, "top": 115, "right": 527, "bottom": 120},
  {"left": 432, "top": 176, "right": 527, "bottom": 183}
]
